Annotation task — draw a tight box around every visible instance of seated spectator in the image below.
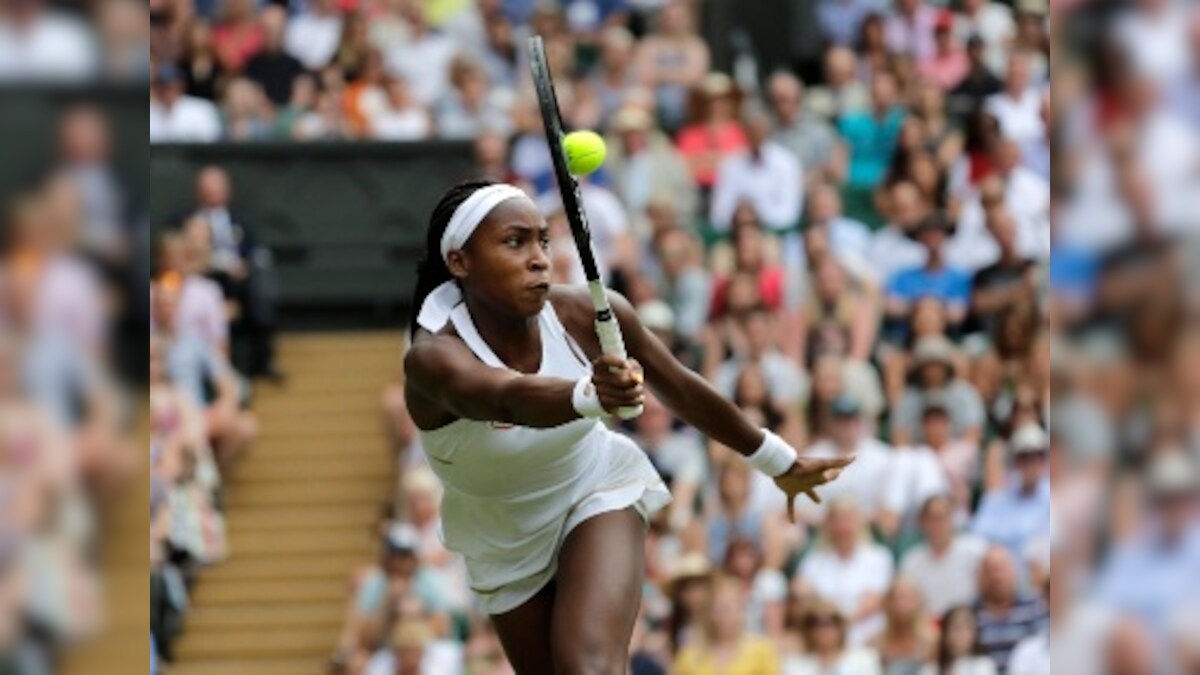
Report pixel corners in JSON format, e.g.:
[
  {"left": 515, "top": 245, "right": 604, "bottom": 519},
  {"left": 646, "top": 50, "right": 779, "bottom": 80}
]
[
  {"left": 953, "top": 0, "right": 1014, "bottom": 78},
  {"left": 370, "top": 75, "right": 432, "bottom": 140},
  {"left": 765, "top": 71, "right": 841, "bottom": 181},
  {"left": 635, "top": 0, "right": 709, "bottom": 131},
  {"left": 723, "top": 538, "right": 788, "bottom": 639},
  {"left": 891, "top": 335, "right": 985, "bottom": 446},
  {"left": 591, "top": 27, "right": 640, "bottom": 124},
  {"left": 710, "top": 305, "right": 806, "bottom": 408},
  {"left": 797, "top": 254, "right": 878, "bottom": 367},
  {"left": 920, "top": 12, "right": 969, "bottom": 91},
  {"left": 704, "top": 460, "right": 770, "bottom": 565},
  {"left": 156, "top": 226, "right": 229, "bottom": 354},
  {"left": 179, "top": 20, "right": 225, "bottom": 102},
  {"left": 806, "top": 47, "right": 871, "bottom": 121},
  {"left": 285, "top": 0, "right": 343, "bottom": 71},
  {"left": 972, "top": 547, "right": 1047, "bottom": 673},
  {"left": 885, "top": 0, "right": 938, "bottom": 61},
  {"left": 816, "top": 0, "right": 882, "bottom": 48},
  {"left": 869, "top": 182, "right": 931, "bottom": 285},
  {"left": 150, "top": 64, "right": 222, "bottom": 142},
  {"left": 922, "top": 606, "right": 997, "bottom": 675},
  {"left": 675, "top": 73, "right": 748, "bottom": 191},
  {"left": 335, "top": 523, "right": 450, "bottom": 673},
  {"left": 710, "top": 107, "right": 803, "bottom": 234},
  {"left": 885, "top": 215, "right": 972, "bottom": 328},
  {"left": 881, "top": 435, "right": 950, "bottom": 541},
  {"left": 990, "top": 140, "right": 1049, "bottom": 260},
  {"left": 362, "top": 620, "right": 445, "bottom": 675},
  {"left": 948, "top": 36, "right": 1002, "bottom": 115},
  {"left": 1006, "top": 570, "right": 1050, "bottom": 675},
  {"left": 971, "top": 425, "right": 1050, "bottom": 566},
  {"left": 343, "top": 49, "right": 388, "bottom": 137},
  {"left": 332, "top": 10, "right": 372, "bottom": 82},
  {"left": 804, "top": 183, "right": 874, "bottom": 274},
  {"left": 664, "top": 553, "right": 714, "bottom": 654},
  {"left": 1093, "top": 452, "right": 1200, "bottom": 637},
  {"left": 915, "top": 401, "right": 979, "bottom": 523},
  {"left": 800, "top": 499, "right": 895, "bottom": 645},
  {"left": 710, "top": 213, "right": 797, "bottom": 315},
  {"left": 839, "top": 71, "right": 906, "bottom": 196},
  {"left": 673, "top": 575, "right": 780, "bottom": 675},
  {"left": 385, "top": 1, "right": 455, "bottom": 107},
  {"left": 244, "top": 6, "right": 304, "bottom": 108},
  {"left": 900, "top": 496, "right": 987, "bottom": 617},
  {"left": 651, "top": 227, "right": 713, "bottom": 338},
  {"left": 220, "top": 77, "right": 274, "bottom": 141},
  {"left": 149, "top": 477, "right": 187, "bottom": 663},
  {"left": 785, "top": 600, "right": 883, "bottom": 675},
  {"left": 436, "top": 56, "right": 513, "bottom": 140},
  {"left": 983, "top": 53, "right": 1043, "bottom": 145},
  {"left": 871, "top": 577, "right": 936, "bottom": 675},
  {"left": 733, "top": 363, "right": 805, "bottom": 451},
  {"left": 963, "top": 207, "right": 1036, "bottom": 335},
  {"left": 633, "top": 392, "right": 708, "bottom": 530},
  {"left": 212, "top": 0, "right": 263, "bottom": 72},
  {"left": 796, "top": 397, "right": 894, "bottom": 528},
  {"left": 605, "top": 106, "right": 697, "bottom": 235}
]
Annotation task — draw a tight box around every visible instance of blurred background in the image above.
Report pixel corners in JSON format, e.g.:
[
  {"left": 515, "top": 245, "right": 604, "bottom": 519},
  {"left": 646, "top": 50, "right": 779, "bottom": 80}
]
[{"left": 0, "top": 0, "right": 1187, "bottom": 673}]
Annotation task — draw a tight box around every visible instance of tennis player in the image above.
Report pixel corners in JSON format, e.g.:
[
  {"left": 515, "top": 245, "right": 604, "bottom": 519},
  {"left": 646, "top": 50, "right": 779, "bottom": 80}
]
[{"left": 405, "top": 180, "right": 853, "bottom": 675}]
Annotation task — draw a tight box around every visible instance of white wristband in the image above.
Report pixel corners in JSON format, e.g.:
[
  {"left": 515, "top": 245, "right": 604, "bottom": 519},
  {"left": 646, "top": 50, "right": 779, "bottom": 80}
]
[
  {"left": 744, "top": 429, "right": 797, "bottom": 477},
  {"left": 571, "top": 376, "right": 609, "bottom": 419}
]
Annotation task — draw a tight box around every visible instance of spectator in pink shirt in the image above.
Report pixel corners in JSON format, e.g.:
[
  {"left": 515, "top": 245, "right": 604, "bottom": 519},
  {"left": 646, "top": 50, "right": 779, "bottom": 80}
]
[
  {"left": 212, "top": 0, "right": 264, "bottom": 73},
  {"left": 155, "top": 222, "right": 230, "bottom": 354},
  {"left": 675, "top": 73, "right": 749, "bottom": 190},
  {"left": 919, "top": 12, "right": 970, "bottom": 91},
  {"left": 885, "top": 0, "right": 938, "bottom": 62}
]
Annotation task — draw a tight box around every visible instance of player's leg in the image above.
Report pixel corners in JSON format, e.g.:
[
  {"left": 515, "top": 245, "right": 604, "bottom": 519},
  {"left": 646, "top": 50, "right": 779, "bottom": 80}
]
[
  {"left": 551, "top": 507, "right": 647, "bottom": 675},
  {"left": 490, "top": 580, "right": 558, "bottom": 675}
]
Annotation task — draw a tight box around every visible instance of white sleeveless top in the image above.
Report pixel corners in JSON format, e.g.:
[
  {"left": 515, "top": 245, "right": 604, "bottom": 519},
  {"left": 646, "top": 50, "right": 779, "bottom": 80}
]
[{"left": 419, "top": 300, "right": 671, "bottom": 615}]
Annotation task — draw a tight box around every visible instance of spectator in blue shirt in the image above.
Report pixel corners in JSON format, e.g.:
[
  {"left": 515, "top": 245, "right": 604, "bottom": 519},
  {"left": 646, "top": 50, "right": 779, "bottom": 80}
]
[
  {"left": 838, "top": 70, "right": 906, "bottom": 191},
  {"left": 817, "top": 0, "right": 883, "bottom": 48},
  {"left": 972, "top": 424, "right": 1051, "bottom": 570},
  {"left": 1094, "top": 452, "right": 1200, "bottom": 639},
  {"left": 886, "top": 214, "right": 972, "bottom": 328}
]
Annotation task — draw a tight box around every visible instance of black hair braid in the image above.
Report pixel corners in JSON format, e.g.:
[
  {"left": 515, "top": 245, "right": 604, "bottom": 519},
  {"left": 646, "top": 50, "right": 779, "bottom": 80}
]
[{"left": 410, "top": 179, "right": 496, "bottom": 337}]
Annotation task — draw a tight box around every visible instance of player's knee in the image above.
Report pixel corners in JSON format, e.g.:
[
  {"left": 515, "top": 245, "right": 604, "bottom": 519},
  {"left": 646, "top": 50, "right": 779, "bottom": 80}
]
[{"left": 553, "top": 638, "right": 625, "bottom": 675}]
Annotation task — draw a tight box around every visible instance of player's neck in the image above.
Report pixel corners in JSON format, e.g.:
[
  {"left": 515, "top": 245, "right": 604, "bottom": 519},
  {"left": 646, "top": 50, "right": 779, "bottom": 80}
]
[{"left": 466, "top": 296, "right": 542, "bottom": 368}]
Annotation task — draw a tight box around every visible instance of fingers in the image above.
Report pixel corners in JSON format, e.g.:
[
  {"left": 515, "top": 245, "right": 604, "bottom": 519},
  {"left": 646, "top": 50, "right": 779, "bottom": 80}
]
[
  {"left": 805, "top": 488, "right": 821, "bottom": 504},
  {"left": 592, "top": 357, "right": 645, "bottom": 411},
  {"left": 813, "top": 455, "right": 856, "bottom": 470},
  {"left": 787, "top": 493, "right": 796, "bottom": 524}
]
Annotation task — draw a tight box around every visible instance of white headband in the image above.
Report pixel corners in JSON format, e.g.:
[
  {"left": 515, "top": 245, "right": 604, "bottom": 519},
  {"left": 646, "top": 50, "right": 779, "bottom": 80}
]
[
  {"left": 440, "top": 183, "right": 529, "bottom": 262},
  {"left": 418, "top": 183, "right": 529, "bottom": 332}
]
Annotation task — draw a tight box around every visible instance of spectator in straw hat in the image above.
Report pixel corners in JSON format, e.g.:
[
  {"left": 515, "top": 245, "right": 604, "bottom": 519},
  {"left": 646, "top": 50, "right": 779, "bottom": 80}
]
[
  {"left": 891, "top": 335, "right": 985, "bottom": 446},
  {"left": 972, "top": 424, "right": 1051, "bottom": 566}
]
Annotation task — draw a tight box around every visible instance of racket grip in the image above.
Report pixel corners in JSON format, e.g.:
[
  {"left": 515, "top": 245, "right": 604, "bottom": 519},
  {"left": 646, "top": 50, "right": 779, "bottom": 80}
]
[{"left": 595, "top": 315, "right": 643, "bottom": 420}]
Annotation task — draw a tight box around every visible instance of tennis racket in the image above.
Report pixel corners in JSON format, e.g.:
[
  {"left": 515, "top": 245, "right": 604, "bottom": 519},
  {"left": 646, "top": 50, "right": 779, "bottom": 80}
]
[{"left": 528, "top": 35, "right": 642, "bottom": 420}]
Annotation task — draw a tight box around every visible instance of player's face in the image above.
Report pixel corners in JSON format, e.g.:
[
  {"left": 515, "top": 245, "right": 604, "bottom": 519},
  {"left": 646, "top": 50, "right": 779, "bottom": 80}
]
[{"left": 458, "top": 198, "right": 552, "bottom": 318}]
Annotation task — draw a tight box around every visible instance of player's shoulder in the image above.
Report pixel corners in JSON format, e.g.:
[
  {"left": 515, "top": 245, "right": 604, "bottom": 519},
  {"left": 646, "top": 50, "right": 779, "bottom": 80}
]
[{"left": 404, "top": 326, "right": 472, "bottom": 380}]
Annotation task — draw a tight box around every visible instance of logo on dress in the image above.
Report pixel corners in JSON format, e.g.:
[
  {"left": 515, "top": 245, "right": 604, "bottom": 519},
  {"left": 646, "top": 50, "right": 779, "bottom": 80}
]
[{"left": 488, "top": 421, "right": 516, "bottom": 430}]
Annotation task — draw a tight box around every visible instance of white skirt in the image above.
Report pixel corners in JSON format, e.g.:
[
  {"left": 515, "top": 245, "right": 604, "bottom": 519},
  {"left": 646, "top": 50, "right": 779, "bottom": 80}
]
[{"left": 439, "top": 430, "right": 671, "bottom": 615}]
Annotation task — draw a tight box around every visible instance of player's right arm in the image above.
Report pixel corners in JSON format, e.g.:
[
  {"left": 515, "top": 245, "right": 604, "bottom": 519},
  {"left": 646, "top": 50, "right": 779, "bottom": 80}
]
[{"left": 404, "top": 332, "right": 643, "bottom": 428}]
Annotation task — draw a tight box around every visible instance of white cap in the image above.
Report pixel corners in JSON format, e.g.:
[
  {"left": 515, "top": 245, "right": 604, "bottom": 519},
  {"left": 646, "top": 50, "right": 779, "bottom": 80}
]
[{"left": 1011, "top": 424, "right": 1049, "bottom": 455}]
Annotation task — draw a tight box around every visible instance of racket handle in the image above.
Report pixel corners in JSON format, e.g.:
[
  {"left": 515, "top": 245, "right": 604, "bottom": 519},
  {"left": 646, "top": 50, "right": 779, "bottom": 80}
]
[{"left": 595, "top": 315, "right": 643, "bottom": 420}]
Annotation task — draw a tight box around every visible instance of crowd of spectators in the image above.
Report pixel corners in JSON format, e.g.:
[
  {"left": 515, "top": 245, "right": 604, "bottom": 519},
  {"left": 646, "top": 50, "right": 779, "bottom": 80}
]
[
  {"left": 0, "top": 105, "right": 141, "bottom": 672},
  {"left": 149, "top": 162, "right": 283, "bottom": 667},
  {"left": 143, "top": 0, "right": 1200, "bottom": 675},
  {"left": 0, "top": 0, "right": 148, "bottom": 82}
]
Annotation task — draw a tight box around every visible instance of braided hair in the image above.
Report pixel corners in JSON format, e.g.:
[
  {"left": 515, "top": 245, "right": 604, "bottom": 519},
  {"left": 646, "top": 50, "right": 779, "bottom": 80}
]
[{"left": 410, "top": 179, "right": 496, "bottom": 337}]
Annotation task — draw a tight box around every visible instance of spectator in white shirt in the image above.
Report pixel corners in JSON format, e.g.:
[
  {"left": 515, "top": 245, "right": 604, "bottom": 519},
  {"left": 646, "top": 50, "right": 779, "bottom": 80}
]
[
  {"left": 954, "top": 0, "right": 1015, "bottom": 77},
  {"left": 800, "top": 499, "right": 895, "bottom": 646},
  {"left": 993, "top": 140, "right": 1050, "bottom": 260},
  {"left": 869, "top": 181, "right": 931, "bottom": 285},
  {"left": 796, "top": 396, "right": 895, "bottom": 529},
  {"left": 804, "top": 182, "right": 873, "bottom": 274},
  {"left": 900, "top": 495, "right": 987, "bottom": 617},
  {"left": 285, "top": 0, "right": 343, "bottom": 71},
  {"left": 0, "top": 0, "right": 96, "bottom": 82},
  {"left": 710, "top": 107, "right": 803, "bottom": 233},
  {"left": 386, "top": 1, "right": 456, "bottom": 107},
  {"left": 1114, "top": 0, "right": 1191, "bottom": 84},
  {"left": 369, "top": 76, "right": 432, "bottom": 140},
  {"left": 984, "top": 53, "right": 1043, "bottom": 145},
  {"left": 149, "top": 64, "right": 221, "bottom": 143}
]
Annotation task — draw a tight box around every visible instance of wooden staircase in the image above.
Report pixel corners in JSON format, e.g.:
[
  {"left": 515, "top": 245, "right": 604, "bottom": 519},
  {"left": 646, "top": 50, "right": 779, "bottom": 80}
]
[{"left": 169, "top": 332, "right": 403, "bottom": 675}]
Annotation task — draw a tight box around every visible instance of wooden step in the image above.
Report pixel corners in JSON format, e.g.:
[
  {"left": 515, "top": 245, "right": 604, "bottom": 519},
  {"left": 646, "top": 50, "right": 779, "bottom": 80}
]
[
  {"left": 234, "top": 457, "right": 391, "bottom": 482},
  {"left": 185, "top": 602, "right": 346, "bottom": 631},
  {"left": 225, "top": 505, "right": 381, "bottom": 530},
  {"left": 228, "top": 526, "right": 376, "bottom": 556},
  {"left": 175, "top": 626, "right": 336, "bottom": 660},
  {"left": 252, "top": 393, "right": 385, "bottom": 416},
  {"left": 278, "top": 332, "right": 401, "bottom": 353},
  {"left": 255, "top": 378, "right": 394, "bottom": 396},
  {"left": 191, "top": 578, "right": 346, "bottom": 606},
  {"left": 246, "top": 415, "right": 394, "bottom": 438},
  {"left": 225, "top": 479, "right": 392, "bottom": 508},
  {"left": 205, "top": 554, "right": 372, "bottom": 582},
  {"left": 167, "top": 657, "right": 321, "bottom": 675},
  {"left": 241, "top": 435, "right": 390, "bottom": 458}
]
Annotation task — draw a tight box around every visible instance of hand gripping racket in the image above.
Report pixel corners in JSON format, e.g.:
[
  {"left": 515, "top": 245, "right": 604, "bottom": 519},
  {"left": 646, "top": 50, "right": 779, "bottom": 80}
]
[{"left": 528, "top": 35, "right": 642, "bottom": 420}]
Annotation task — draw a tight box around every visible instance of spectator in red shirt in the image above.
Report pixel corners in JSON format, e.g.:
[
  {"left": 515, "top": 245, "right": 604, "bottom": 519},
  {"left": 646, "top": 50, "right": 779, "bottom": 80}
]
[
  {"left": 919, "top": 12, "right": 970, "bottom": 91},
  {"left": 212, "top": 0, "right": 264, "bottom": 73}
]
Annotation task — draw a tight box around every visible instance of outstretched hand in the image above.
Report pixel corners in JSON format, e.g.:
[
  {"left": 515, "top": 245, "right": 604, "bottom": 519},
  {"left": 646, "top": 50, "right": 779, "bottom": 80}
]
[{"left": 774, "top": 455, "right": 856, "bottom": 524}]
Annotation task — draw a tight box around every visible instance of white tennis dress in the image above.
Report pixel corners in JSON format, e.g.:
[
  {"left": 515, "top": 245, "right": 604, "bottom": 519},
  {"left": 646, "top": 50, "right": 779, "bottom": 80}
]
[{"left": 419, "top": 300, "right": 672, "bottom": 615}]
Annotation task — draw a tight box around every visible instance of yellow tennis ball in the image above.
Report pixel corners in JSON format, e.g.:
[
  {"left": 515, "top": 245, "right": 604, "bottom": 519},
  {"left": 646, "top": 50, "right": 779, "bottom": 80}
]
[{"left": 563, "top": 130, "right": 607, "bottom": 176}]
